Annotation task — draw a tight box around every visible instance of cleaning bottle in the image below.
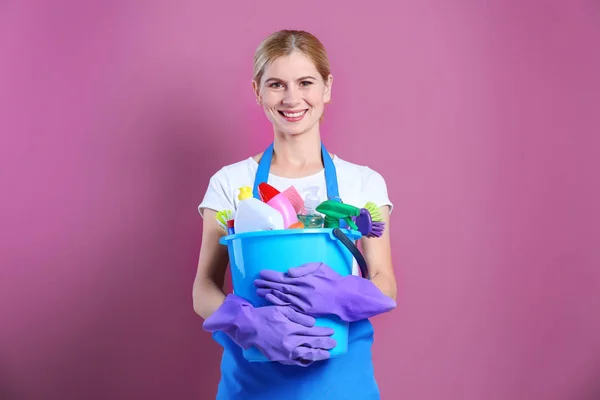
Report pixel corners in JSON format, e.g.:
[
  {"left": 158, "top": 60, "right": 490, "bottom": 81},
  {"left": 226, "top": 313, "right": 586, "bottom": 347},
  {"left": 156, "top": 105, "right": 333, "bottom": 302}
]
[
  {"left": 297, "top": 185, "right": 324, "bottom": 228},
  {"left": 257, "top": 182, "right": 299, "bottom": 228},
  {"left": 234, "top": 186, "right": 285, "bottom": 234},
  {"left": 315, "top": 200, "right": 361, "bottom": 230}
]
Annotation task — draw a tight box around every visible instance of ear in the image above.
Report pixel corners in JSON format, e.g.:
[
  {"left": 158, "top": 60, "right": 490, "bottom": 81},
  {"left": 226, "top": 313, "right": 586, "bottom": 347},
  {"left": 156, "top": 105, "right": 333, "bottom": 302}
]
[
  {"left": 252, "top": 80, "right": 262, "bottom": 105},
  {"left": 324, "top": 74, "right": 333, "bottom": 104}
]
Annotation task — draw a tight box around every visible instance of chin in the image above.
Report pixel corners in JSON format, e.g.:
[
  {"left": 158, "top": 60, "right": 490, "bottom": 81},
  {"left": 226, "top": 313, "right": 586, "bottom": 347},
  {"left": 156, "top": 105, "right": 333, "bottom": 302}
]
[
  {"left": 279, "top": 129, "right": 305, "bottom": 137},
  {"left": 284, "top": 124, "right": 316, "bottom": 136},
  {"left": 279, "top": 120, "right": 320, "bottom": 137}
]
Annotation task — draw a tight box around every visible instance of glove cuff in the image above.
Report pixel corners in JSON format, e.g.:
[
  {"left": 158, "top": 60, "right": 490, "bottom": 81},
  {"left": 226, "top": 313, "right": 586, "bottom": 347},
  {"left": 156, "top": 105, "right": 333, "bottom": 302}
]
[
  {"left": 202, "top": 294, "right": 257, "bottom": 349},
  {"left": 335, "top": 275, "right": 396, "bottom": 322}
]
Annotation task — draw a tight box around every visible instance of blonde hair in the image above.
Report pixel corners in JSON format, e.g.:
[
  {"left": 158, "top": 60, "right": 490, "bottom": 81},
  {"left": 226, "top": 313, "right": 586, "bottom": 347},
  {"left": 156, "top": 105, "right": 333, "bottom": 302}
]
[{"left": 253, "top": 30, "right": 331, "bottom": 86}]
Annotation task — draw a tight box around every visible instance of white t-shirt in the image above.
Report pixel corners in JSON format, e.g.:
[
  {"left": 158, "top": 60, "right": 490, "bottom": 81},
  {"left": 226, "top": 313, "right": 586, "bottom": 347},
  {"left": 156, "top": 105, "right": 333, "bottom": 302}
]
[{"left": 198, "top": 155, "right": 393, "bottom": 275}]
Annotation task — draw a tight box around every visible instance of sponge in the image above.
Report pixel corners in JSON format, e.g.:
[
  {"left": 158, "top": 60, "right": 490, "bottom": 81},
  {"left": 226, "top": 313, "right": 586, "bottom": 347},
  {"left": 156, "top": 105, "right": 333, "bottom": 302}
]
[{"left": 281, "top": 185, "right": 304, "bottom": 214}]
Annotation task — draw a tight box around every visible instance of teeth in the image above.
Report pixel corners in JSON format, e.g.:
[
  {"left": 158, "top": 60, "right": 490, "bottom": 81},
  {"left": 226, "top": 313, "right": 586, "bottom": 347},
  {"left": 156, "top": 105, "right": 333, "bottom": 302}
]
[{"left": 283, "top": 110, "right": 306, "bottom": 118}]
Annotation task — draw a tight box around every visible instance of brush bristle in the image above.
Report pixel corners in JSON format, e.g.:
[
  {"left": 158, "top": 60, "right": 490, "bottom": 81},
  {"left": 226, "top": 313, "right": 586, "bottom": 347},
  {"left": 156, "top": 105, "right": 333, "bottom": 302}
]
[
  {"left": 367, "top": 221, "right": 385, "bottom": 238},
  {"left": 281, "top": 186, "right": 304, "bottom": 214},
  {"left": 215, "top": 209, "right": 233, "bottom": 231},
  {"left": 363, "top": 202, "right": 383, "bottom": 222}
]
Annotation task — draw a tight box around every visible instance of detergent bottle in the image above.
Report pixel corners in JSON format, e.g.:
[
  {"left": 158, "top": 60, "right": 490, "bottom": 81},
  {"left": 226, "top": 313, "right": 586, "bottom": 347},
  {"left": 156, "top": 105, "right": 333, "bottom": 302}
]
[
  {"left": 233, "top": 186, "right": 285, "bottom": 234},
  {"left": 257, "top": 182, "right": 299, "bottom": 228},
  {"left": 297, "top": 185, "right": 324, "bottom": 228}
]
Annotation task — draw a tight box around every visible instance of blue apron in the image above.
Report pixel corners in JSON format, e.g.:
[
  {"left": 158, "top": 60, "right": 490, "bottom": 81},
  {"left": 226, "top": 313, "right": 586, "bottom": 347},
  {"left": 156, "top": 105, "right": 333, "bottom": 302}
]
[{"left": 212, "top": 142, "right": 380, "bottom": 400}]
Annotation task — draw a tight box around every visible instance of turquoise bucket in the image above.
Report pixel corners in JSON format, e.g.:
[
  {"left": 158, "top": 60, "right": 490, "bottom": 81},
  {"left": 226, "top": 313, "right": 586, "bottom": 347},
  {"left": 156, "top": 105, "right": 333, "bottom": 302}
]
[{"left": 219, "top": 228, "right": 362, "bottom": 362}]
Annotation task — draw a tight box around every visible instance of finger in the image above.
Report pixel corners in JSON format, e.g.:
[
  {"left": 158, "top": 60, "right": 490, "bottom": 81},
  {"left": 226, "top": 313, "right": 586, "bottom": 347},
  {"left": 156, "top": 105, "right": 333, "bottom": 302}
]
[
  {"left": 297, "top": 359, "right": 316, "bottom": 367},
  {"left": 296, "top": 324, "right": 336, "bottom": 337},
  {"left": 253, "top": 280, "right": 303, "bottom": 296},
  {"left": 277, "top": 358, "right": 303, "bottom": 366},
  {"left": 264, "top": 292, "right": 289, "bottom": 306},
  {"left": 278, "top": 355, "right": 315, "bottom": 367},
  {"left": 298, "top": 336, "right": 337, "bottom": 350},
  {"left": 269, "top": 290, "right": 305, "bottom": 311},
  {"left": 280, "top": 307, "right": 316, "bottom": 327},
  {"left": 253, "top": 279, "right": 284, "bottom": 290},
  {"left": 287, "top": 262, "right": 323, "bottom": 278},
  {"left": 255, "top": 288, "right": 269, "bottom": 297},
  {"left": 268, "top": 289, "right": 294, "bottom": 304},
  {"left": 270, "top": 289, "right": 315, "bottom": 313},
  {"left": 291, "top": 347, "right": 331, "bottom": 363},
  {"left": 258, "top": 269, "right": 290, "bottom": 283},
  {"left": 253, "top": 278, "right": 287, "bottom": 290}
]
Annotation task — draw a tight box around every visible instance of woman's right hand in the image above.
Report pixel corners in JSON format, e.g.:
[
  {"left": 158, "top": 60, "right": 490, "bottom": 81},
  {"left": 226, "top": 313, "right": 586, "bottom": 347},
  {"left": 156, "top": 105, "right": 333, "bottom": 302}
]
[{"left": 203, "top": 294, "right": 336, "bottom": 366}]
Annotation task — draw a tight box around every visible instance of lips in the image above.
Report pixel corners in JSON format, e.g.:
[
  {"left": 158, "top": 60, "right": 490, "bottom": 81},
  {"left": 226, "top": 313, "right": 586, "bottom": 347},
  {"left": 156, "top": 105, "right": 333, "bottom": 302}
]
[{"left": 278, "top": 109, "right": 308, "bottom": 118}]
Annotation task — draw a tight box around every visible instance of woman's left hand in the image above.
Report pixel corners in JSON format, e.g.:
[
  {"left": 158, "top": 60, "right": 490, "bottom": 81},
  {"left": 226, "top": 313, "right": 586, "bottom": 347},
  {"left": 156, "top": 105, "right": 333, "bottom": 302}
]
[{"left": 254, "top": 262, "right": 396, "bottom": 322}]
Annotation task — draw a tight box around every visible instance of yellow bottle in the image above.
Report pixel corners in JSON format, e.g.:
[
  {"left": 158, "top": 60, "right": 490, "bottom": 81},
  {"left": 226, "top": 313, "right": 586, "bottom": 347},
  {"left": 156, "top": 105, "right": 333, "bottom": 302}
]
[{"left": 238, "top": 186, "right": 252, "bottom": 200}]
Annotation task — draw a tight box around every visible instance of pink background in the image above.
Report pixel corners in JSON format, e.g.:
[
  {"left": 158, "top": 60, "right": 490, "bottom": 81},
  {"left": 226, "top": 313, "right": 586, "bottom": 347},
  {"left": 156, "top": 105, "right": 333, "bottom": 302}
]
[{"left": 1, "top": 1, "right": 599, "bottom": 399}]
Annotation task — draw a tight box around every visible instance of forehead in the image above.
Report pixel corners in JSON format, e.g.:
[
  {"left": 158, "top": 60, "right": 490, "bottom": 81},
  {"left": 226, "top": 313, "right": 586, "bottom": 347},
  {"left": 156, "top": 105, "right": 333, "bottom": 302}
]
[{"left": 263, "top": 51, "right": 319, "bottom": 81}]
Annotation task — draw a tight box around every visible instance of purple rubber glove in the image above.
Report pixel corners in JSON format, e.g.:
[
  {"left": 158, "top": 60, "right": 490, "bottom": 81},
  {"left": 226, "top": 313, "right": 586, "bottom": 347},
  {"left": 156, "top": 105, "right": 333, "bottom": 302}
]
[
  {"left": 254, "top": 262, "right": 396, "bottom": 322},
  {"left": 202, "top": 294, "right": 336, "bottom": 367}
]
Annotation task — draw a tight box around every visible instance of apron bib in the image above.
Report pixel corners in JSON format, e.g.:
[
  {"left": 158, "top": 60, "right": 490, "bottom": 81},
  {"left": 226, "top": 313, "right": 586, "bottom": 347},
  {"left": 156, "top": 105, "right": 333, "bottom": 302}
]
[{"left": 212, "top": 142, "right": 380, "bottom": 400}]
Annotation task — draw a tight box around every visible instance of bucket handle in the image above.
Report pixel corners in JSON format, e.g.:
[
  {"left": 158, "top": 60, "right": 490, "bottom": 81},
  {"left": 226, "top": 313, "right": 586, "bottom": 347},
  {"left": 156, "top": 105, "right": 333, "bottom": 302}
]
[{"left": 332, "top": 228, "right": 370, "bottom": 279}]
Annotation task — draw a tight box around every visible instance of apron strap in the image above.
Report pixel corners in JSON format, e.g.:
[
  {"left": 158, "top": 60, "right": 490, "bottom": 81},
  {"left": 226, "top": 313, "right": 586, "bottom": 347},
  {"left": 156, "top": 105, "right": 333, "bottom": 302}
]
[
  {"left": 253, "top": 143, "right": 274, "bottom": 200},
  {"left": 253, "top": 141, "right": 340, "bottom": 202},
  {"left": 321, "top": 143, "right": 340, "bottom": 202}
]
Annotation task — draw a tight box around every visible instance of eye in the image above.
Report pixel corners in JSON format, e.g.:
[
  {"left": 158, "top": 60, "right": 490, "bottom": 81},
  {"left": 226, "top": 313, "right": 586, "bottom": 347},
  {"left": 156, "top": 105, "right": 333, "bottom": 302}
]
[
  {"left": 269, "top": 82, "right": 283, "bottom": 88},
  {"left": 300, "top": 81, "right": 313, "bottom": 87}
]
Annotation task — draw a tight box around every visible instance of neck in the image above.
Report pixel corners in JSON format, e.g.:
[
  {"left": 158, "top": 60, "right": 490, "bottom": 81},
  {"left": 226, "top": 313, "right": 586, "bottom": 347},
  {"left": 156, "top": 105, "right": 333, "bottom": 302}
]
[{"left": 272, "top": 127, "right": 323, "bottom": 169}]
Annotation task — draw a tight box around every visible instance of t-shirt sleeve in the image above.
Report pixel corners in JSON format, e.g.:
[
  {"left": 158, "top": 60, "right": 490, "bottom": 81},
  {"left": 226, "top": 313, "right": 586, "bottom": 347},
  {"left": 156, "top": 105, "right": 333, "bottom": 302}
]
[
  {"left": 197, "top": 168, "right": 236, "bottom": 218},
  {"left": 362, "top": 167, "right": 394, "bottom": 215}
]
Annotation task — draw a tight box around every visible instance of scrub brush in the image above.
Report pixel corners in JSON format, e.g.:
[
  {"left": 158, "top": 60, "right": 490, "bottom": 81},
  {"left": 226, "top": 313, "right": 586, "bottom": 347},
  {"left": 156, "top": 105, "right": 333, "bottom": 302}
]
[
  {"left": 281, "top": 185, "right": 304, "bottom": 214},
  {"left": 215, "top": 209, "right": 234, "bottom": 231},
  {"left": 364, "top": 202, "right": 382, "bottom": 222},
  {"left": 355, "top": 202, "right": 386, "bottom": 238}
]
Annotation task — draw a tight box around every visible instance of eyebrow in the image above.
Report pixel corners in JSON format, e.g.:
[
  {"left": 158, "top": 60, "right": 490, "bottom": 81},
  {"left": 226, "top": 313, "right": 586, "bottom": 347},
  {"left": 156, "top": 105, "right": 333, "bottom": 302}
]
[{"left": 264, "top": 76, "right": 317, "bottom": 83}]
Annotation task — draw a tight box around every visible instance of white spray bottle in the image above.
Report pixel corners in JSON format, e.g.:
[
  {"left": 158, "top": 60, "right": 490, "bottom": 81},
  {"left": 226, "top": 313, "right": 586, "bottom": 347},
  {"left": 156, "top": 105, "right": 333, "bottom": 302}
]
[{"left": 297, "top": 185, "right": 324, "bottom": 228}]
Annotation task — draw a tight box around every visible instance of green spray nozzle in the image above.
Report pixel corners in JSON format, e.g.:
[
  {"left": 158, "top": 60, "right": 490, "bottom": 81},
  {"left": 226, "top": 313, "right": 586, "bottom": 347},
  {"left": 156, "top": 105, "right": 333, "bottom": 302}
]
[{"left": 315, "top": 200, "right": 360, "bottom": 230}]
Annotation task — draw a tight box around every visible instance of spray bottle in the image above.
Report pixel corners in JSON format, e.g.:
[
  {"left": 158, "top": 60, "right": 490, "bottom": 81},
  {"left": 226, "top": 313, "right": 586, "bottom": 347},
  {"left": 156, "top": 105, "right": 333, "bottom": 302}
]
[
  {"left": 315, "top": 200, "right": 361, "bottom": 230},
  {"left": 297, "top": 185, "right": 324, "bottom": 228}
]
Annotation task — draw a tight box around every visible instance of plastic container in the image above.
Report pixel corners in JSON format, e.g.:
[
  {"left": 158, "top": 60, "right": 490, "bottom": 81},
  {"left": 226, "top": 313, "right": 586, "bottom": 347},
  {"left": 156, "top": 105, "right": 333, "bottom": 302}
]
[
  {"left": 219, "top": 228, "right": 362, "bottom": 362},
  {"left": 258, "top": 182, "right": 299, "bottom": 228},
  {"left": 234, "top": 186, "right": 284, "bottom": 234},
  {"left": 297, "top": 185, "right": 324, "bottom": 228}
]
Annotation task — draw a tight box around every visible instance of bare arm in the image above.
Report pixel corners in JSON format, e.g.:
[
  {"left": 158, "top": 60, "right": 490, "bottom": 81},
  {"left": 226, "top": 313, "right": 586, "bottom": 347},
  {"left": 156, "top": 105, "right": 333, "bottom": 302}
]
[
  {"left": 192, "top": 209, "right": 230, "bottom": 319},
  {"left": 360, "top": 206, "right": 397, "bottom": 301}
]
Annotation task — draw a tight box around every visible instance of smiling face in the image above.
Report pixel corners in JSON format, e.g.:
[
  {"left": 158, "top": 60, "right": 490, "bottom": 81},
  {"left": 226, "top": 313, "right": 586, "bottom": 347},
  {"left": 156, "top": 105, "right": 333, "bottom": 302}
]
[{"left": 253, "top": 50, "right": 332, "bottom": 136}]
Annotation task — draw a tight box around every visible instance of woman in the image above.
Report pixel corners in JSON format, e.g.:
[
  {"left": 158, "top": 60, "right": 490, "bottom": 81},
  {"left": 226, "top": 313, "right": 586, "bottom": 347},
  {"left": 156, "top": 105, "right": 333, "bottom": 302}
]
[{"left": 193, "top": 29, "right": 397, "bottom": 399}]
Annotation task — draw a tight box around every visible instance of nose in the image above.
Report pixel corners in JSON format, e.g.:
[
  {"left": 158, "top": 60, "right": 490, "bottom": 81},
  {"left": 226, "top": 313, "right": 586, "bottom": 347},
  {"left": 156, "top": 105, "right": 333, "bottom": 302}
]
[{"left": 282, "top": 85, "right": 301, "bottom": 106}]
